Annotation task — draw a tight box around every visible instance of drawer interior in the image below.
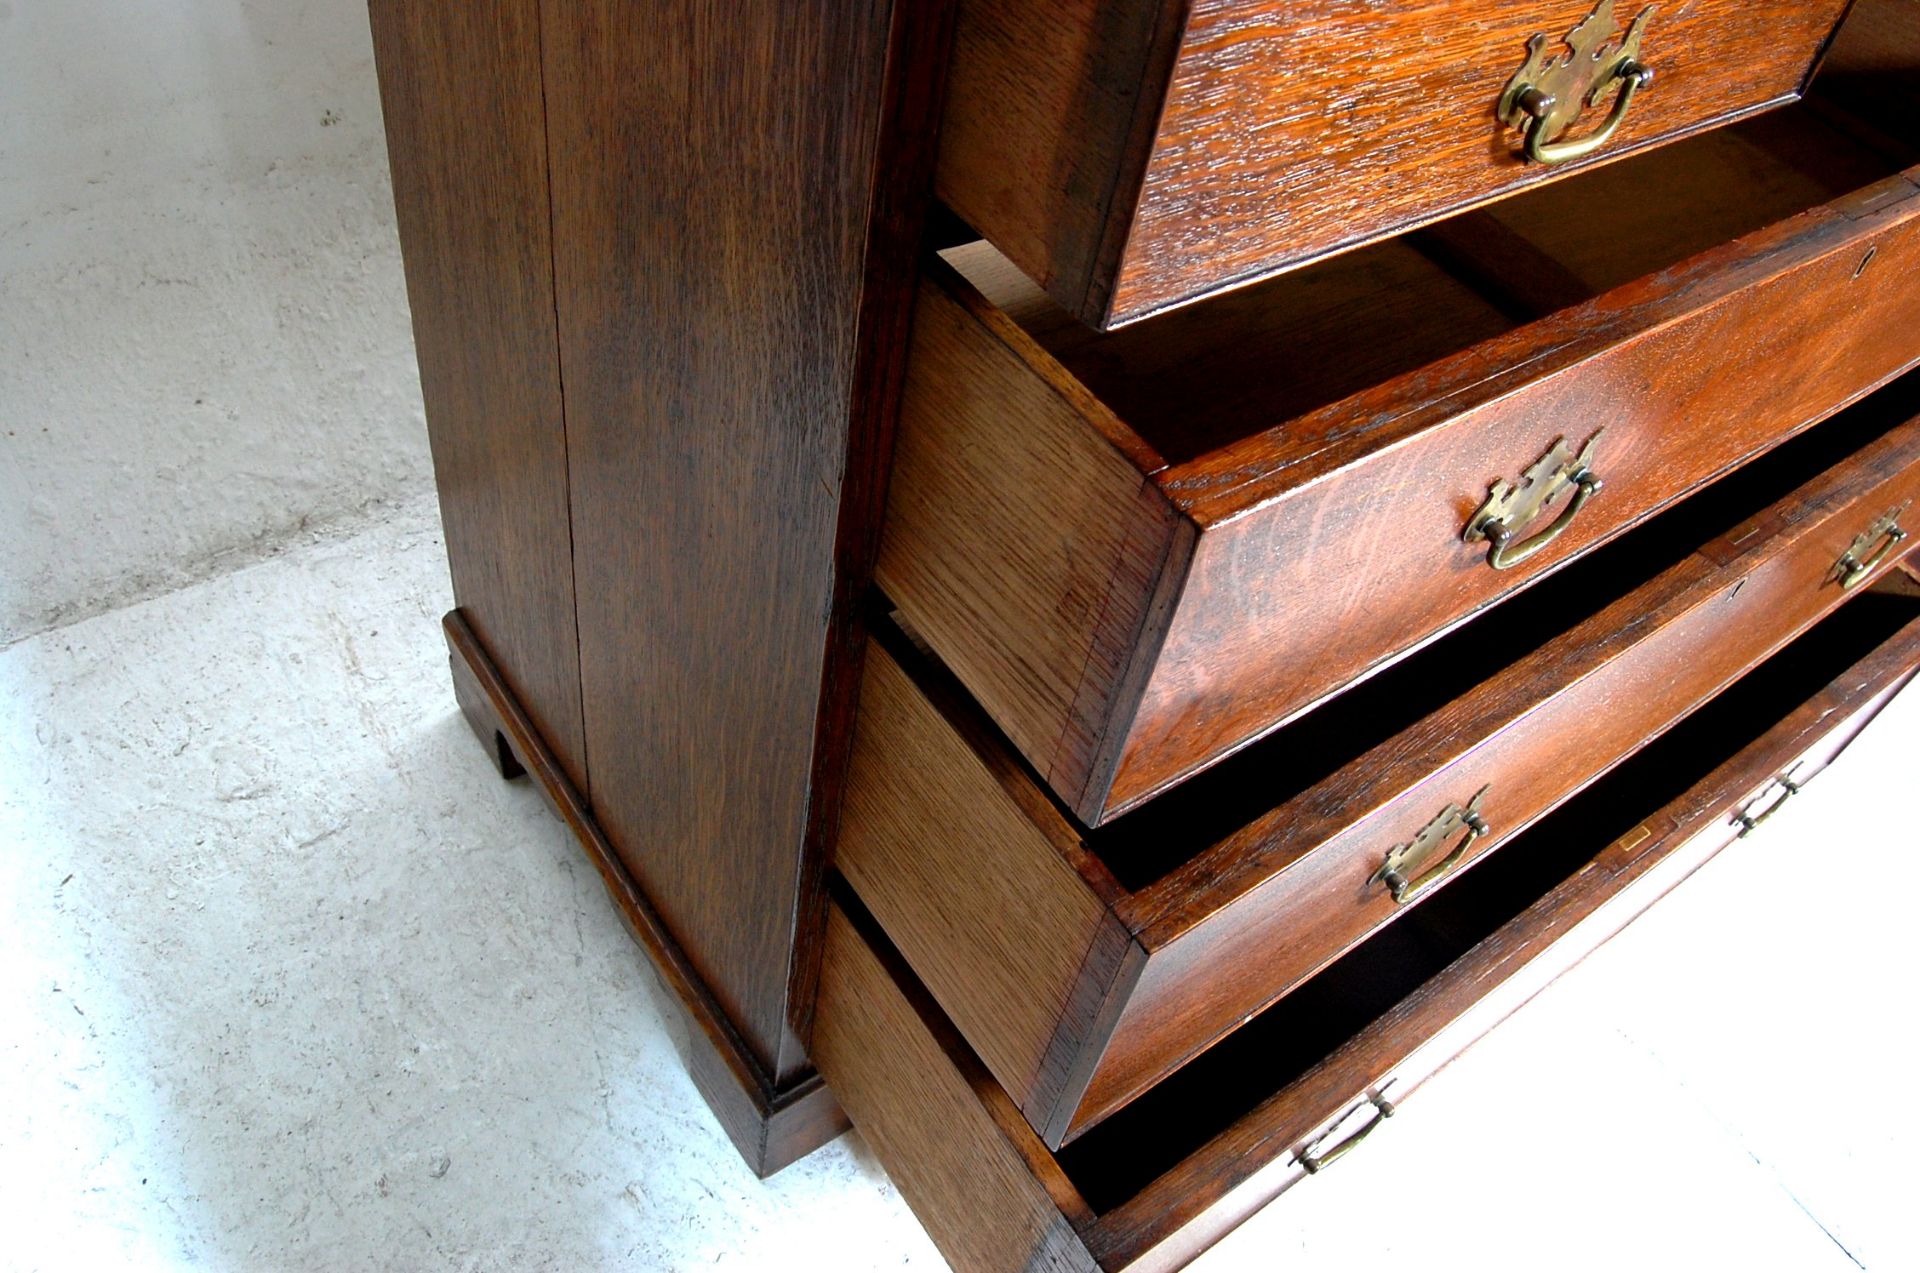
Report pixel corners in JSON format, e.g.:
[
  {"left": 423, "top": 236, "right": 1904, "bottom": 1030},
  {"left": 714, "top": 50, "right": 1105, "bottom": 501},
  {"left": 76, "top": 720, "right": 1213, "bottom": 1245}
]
[
  {"left": 1446, "top": 0, "right": 1920, "bottom": 303},
  {"left": 1423, "top": 97, "right": 1916, "bottom": 307},
  {"left": 1054, "top": 583, "right": 1920, "bottom": 1215},
  {"left": 1086, "top": 371, "right": 1920, "bottom": 890},
  {"left": 941, "top": 234, "right": 1520, "bottom": 466},
  {"left": 941, "top": 21, "right": 1920, "bottom": 470}
]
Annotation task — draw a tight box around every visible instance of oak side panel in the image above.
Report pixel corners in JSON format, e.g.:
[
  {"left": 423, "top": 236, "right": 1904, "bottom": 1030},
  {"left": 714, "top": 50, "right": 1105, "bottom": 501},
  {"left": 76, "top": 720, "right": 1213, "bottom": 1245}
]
[
  {"left": 369, "top": 0, "right": 588, "bottom": 794},
  {"left": 444, "top": 612, "right": 851, "bottom": 1174},
  {"left": 876, "top": 270, "right": 1188, "bottom": 814},
  {"left": 538, "top": 0, "right": 893, "bottom": 1082},
  {"left": 784, "top": 0, "right": 965, "bottom": 1087},
  {"left": 816, "top": 902, "right": 1099, "bottom": 1273},
  {"left": 1107, "top": 0, "right": 1852, "bottom": 323},
  {"left": 838, "top": 644, "right": 1132, "bottom": 1115}
]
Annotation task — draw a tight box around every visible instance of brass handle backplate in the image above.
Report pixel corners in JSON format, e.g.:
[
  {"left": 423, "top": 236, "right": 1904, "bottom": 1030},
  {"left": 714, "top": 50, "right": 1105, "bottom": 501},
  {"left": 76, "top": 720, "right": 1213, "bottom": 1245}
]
[
  {"left": 1299, "top": 1091, "right": 1396, "bottom": 1174},
  {"left": 1465, "top": 432, "right": 1604, "bottom": 571},
  {"left": 1833, "top": 505, "right": 1910, "bottom": 591},
  {"left": 1369, "top": 787, "right": 1491, "bottom": 905},
  {"left": 1499, "top": 2, "right": 1657, "bottom": 167}
]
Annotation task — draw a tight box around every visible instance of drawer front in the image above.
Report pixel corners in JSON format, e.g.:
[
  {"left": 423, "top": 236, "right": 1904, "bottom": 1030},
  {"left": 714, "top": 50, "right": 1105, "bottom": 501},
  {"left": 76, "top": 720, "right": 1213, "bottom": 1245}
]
[
  {"left": 889, "top": 166, "right": 1920, "bottom": 827},
  {"left": 1095, "top": 426, "right": 1920, "bottom": 1130},
  {"left": 818, "top": 599, "right": 1920, "bottom": 1272},
  {"left": 939, "top": 0, "right": 1852, "bottom": 327},
  {"left": 851, "top": 399, "right": 1920, "bottom": 1157}
]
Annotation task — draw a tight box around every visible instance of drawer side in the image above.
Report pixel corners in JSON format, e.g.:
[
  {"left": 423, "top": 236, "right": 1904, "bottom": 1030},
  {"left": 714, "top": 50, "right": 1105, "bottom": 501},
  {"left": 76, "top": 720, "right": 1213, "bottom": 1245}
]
[
  {"left": 935, "top": 0, "right": 1185, "bottom": 322},
  {"left": 821, "top": 599, "right": 1920, "bottom": 1271},
  {"left": 878, "top": 272, "right": 1193, "bottom": 818},
  {"left": 815, "top": 903, "right": 1099, "bottom": 1273},
  {"left": 837, "top": 643, "right": 1138, "bottom": 1119}
]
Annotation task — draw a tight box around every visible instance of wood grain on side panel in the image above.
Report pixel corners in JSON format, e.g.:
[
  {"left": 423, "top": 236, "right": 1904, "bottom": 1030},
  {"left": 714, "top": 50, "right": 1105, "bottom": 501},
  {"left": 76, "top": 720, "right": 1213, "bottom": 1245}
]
[
  {"left": 784, "top": 0, "right": 966, "bottom": 1088},
  {"left": 537, "top": 0, "right": 895, "bottom": 1085},
  {"left": 369, "top": 0, "right": 588, "bottom": 795},
  {"left": 837, "top": 644, "right": 1136, "bottom": 1114}
]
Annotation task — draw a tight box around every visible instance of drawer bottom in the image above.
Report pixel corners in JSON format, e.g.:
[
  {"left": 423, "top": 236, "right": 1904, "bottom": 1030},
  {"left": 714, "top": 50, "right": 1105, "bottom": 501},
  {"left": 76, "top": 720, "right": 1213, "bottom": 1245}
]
[{"left": 814, "top": 578, "right": 1920, "bottom": 1273}]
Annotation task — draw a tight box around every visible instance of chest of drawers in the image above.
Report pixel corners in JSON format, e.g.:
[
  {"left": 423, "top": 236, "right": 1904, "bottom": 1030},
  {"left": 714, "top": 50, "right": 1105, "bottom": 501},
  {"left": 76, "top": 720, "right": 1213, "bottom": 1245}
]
[{"left": 373, "top": 0, "right": 1920, "bottom": 1265}]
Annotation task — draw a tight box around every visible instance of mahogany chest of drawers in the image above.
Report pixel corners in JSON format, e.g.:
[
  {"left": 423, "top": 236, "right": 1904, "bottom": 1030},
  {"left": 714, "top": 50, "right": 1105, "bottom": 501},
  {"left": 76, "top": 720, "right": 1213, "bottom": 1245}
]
[{"left": 372, "top": 0, "right": 1920, "bottom": 1266}]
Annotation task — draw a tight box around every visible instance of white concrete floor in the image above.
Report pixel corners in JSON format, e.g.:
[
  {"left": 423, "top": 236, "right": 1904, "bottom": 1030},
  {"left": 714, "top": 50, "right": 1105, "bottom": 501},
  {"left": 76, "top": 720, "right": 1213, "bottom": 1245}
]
[
  {"left": 4, "top": 490, "right": 1917, "bottom": 1271},
  {"left": 0, "top": 0, "right": 429, "bottom": 645}
]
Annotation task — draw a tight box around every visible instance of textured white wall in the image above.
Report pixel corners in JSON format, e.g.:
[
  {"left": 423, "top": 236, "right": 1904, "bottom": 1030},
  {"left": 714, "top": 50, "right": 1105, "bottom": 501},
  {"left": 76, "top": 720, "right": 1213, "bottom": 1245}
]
[{"left": 0, "top": 0, "right": 431, "bottom": 645}]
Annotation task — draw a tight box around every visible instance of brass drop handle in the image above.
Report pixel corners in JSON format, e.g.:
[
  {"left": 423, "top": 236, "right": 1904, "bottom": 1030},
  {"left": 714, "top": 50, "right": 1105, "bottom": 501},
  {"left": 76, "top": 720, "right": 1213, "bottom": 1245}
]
[
  {"left": 1369, "top": 788, "right": 1492, "bottom": 906},
  {"left": 1465, "top": 433, "right": 1604, "bottom": 572},
  {"left": 1734, "top": 766, "right": 1803, "bottom": 839},
  {"left": 1499, "top": 3, "right": 1658, "bottom": 168},
  {"left": 1514, "top": 60, "right": 1653, "bottom": 166},
  {"left": 1480, "top": 470, "right": 1602, "bottom": 569},
  {"left": 1834, "top": 507, "right": 1909, "bottom": 591},
  {"left": 1299, "top": 1092, "right": 1396, "bottom": 1174}
]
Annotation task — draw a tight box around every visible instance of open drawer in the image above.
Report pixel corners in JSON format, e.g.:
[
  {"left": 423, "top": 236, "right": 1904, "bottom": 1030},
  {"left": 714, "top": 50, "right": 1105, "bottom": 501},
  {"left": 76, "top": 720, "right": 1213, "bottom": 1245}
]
[
  {"left": 882, "top": 28, "right": 1920, "bottom": 826},
  {"left": 817, "top": 578, "right": 1920, "bottom": 1273},
  {"left": 936, "top": 0, "right": 1859, "bottom": 329},
  {"left": 847, "top": 376, "right": 1920, "bottom": 1150}
]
